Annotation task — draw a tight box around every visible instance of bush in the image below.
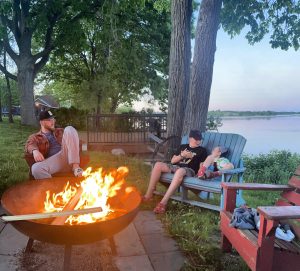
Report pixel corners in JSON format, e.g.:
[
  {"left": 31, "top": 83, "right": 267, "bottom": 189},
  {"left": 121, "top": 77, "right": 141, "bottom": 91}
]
[
  {"left": 54, "top": 107, "right": 88, "bottom": 130},
  {"left": 243, "top": 150, "right": 300, "bottom": 184}
]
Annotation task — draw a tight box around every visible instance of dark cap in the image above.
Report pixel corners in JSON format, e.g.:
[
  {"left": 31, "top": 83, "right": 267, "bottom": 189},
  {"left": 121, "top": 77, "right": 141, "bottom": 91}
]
[
  {"left": 189, "top": 130, "right": 202, "bottom": 141},
  {"left": 39, "top": 110, "right": 55, "bottom": 121}
]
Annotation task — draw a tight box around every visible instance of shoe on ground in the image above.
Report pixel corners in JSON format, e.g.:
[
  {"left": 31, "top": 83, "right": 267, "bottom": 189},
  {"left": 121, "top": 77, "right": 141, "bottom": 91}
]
[{"left": 73, "top": 167, "right": 84, "bottom": 177}]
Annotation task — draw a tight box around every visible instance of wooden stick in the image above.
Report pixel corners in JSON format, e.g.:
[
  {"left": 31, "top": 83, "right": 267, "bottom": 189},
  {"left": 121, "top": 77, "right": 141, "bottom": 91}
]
[
  {"left": 51, "top": 187, "right": 84, "bottom": 225},
  {"left": 1, "top": 206, "right": 102, "bottom": 223}
]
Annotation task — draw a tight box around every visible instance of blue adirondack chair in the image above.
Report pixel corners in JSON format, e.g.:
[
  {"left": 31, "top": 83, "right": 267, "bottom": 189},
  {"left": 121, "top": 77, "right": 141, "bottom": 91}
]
[{"left": 149, "top": 132, "right": 247, "bottom": 211}]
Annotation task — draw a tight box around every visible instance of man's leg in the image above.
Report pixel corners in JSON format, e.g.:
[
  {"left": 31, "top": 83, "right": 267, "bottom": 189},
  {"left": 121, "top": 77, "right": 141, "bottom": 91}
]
[
  {"left": 60, "top": 126, "right": 81, "bottom": 171},
  {"left": 31, "top": 153, "right": 69, "bottom": 179},
  {"left": 144, "top": 162, "right": 171, "bottom": 199},
  {"left": 160, "top": 168, "right": 186, "bottom": 205}
]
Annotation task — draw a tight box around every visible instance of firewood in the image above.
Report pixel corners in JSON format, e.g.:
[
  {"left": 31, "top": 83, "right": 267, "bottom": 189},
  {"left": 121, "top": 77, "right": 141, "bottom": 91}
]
[{"left": 51, "top": 186, "right": 84, "bottom": 225}]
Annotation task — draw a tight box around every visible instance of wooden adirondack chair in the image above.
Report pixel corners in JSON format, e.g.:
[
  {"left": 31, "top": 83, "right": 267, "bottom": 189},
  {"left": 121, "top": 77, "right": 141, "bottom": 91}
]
[
  {"left": 220, "top": 166, "right": 300, "bottom": 271},
  {"left": 149, "top": 132, "right": 247, "bottom": 211}
]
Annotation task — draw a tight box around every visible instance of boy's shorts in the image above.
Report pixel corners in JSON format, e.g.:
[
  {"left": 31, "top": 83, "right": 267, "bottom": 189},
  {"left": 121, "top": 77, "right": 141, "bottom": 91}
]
[{"left": 168, "top": 164, "right": 195, "bottom": 177}]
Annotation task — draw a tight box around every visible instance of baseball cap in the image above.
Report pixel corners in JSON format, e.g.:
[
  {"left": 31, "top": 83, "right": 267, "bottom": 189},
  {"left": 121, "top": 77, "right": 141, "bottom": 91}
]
[
  {"left": 39, "top": 110, "right": 55, "bottom": 121},
  {"left": 189, "top": 130, "right": 202, "bottom": 141}
]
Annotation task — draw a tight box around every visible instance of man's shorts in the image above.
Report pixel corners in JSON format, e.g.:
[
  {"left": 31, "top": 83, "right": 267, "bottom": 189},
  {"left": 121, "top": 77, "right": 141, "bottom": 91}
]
[{"left": 167, "top": 164, "right": 195, "bottom": 177}]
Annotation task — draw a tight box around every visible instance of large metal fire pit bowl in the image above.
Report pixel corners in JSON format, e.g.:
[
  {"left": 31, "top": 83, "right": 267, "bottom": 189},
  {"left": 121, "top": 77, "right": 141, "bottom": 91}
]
[{"left": 1, "top": 177, "right": 141, "bottom": 245}]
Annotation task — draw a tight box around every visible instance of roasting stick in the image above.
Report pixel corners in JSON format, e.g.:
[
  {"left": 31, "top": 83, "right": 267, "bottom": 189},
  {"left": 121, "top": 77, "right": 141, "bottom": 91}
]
[
  {"left": 51, "top": 186, "right": 84, "bottom": 225},
  {"left": 0, "top": 206, "right": 103, "bottom": 223}
]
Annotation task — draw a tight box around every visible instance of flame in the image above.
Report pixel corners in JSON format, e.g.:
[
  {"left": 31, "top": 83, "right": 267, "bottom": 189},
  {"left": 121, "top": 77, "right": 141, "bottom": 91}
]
[{"left": 44, "top": 166, "right": 131, "bottom": 225}]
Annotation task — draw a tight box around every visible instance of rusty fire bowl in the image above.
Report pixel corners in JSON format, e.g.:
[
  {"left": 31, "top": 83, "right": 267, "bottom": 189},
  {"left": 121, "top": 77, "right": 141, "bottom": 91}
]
[{"left": 1, "top": 177, "right": 141, "bottom": 245}]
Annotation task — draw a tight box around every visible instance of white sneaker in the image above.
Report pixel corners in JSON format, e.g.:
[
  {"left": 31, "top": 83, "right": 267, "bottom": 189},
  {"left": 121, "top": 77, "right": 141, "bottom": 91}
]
[
  {"left": 275, "top": 225, "right": 294, "bottom": 242},
  {"left": 73, "top": 167, "right": 83, "bottom": 177}
]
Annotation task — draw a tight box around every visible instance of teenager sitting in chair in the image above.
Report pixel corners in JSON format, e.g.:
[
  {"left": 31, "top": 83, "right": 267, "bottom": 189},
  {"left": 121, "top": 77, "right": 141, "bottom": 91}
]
[
  {"left": 25, "top": 110, "right": 83, "bottom": 180},
  {"left": 143, "top": 130, "right": 207, "bottom": 214}
]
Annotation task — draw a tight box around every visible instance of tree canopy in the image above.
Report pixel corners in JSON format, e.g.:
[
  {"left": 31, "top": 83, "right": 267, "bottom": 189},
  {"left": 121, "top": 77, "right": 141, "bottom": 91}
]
[{"left": 40, "top": 0, "right": 171, "bottom": 113}]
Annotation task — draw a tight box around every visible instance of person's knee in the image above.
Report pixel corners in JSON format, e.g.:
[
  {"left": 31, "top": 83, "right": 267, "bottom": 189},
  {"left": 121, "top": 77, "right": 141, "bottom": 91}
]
[
  {"left": 31, "top": 163, "right": 44, "bottom": 179},
  {"left": 64, "top": 126, "right": 77, "bottom": 134},
  {"left": 154, "top": 161, "right": 165, "bottom": 170},
  {"left": 174, "top": 168, "right": 186, "bottom": 180}
]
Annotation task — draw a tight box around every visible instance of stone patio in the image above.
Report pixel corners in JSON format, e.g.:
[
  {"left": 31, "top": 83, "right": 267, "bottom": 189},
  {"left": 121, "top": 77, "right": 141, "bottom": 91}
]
[{"left": 0, "top": 207, "right": 185, "bottom": 271}]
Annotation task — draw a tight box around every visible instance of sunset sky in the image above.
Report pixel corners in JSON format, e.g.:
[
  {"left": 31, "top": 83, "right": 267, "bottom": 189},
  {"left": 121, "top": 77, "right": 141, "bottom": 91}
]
[{"left": 209, "top": 29, "right": 300, "bottom": 112}]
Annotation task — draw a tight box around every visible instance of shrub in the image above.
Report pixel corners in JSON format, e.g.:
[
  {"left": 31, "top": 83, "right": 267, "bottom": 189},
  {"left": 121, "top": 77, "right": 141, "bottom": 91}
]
[
  {"left": 54, "top": 107, "right": 88, "bottom": 130},
  {"left": 243, "top": 150, "right": 300, "bottom": 184}
]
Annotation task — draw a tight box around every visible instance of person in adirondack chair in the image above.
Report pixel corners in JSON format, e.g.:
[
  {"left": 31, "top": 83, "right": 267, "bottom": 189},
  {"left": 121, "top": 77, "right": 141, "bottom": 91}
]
[
  {"left": 143, "top": 130, "right": 207, "bottom": 214},
  {"left": 197, "top": 146, "right": 234, "bottom": 179},
  {"left": 24, "top": 110, "right": 83, "bottom": 179}
]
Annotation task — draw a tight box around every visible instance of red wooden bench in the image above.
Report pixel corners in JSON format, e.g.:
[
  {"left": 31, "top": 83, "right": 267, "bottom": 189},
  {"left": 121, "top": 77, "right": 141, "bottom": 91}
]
[{"left": 220, "top": 165, "right": 300, "bottom": 271}]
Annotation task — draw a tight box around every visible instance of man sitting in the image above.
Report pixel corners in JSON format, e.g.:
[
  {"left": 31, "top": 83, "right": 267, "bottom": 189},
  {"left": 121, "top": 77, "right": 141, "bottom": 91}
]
[
  {"left": 142, "top": 130, "right": 207, "bottom": 214},
  {"left": 25, "top": 110, "right": 83, "bottom": 179}
]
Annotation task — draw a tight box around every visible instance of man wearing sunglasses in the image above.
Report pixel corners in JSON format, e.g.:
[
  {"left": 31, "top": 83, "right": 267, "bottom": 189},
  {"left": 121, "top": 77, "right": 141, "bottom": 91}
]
[{"left": 25, "top": 110, "right": 83, "bottom": 179}]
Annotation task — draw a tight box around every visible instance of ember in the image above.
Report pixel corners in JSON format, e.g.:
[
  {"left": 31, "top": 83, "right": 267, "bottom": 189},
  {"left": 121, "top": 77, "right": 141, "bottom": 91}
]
[{"left": 44, "top": 166, "right": 133, "bottom": 225}]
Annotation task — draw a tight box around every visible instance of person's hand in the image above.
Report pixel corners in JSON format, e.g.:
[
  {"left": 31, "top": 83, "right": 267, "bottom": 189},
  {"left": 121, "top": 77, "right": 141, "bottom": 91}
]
[
  {"left": 33, "top": 150, "right": 45, "bottom": 162},
  {"left": 181, "top": 149, "right": 193, "bottom": 159}
]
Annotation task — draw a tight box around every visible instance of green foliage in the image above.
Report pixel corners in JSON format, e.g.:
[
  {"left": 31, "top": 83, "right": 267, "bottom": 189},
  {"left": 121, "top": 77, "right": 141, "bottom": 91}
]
[
  {"left": 221, "top": 0, "right": 300, "bottom": 50},
  {"left": 40, "top": 0, "right": 171, "bottom": 113},
  {"left": 206, "top": 115, "right": 223, "bottom": 131},
  {"left": 54, "top": 107, "right": 88, "bottom": 131},
  {"left": 209, "top": 110, "right": 300, "bottom": 117},
  {"left": 243, "top": 150, "right": 300, "bottom": 184}
]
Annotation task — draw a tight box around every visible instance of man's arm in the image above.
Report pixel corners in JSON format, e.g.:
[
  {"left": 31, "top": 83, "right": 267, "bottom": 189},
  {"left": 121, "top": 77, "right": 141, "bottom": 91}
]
[
  {"left": 25, "top": 134, "right": 45, "bottom": 162},
  {"left": 25, "top": 134, "right": 39, "bottom": 154}
]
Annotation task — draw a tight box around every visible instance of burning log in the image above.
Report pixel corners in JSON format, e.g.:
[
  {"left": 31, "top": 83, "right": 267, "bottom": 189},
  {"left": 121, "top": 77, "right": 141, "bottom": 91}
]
[{"left": 51, "top": 187, "right": 84, "bottom": 225}]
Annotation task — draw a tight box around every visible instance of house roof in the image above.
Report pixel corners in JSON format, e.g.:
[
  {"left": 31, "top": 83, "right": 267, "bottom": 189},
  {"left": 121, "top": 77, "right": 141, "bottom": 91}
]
[{"left": 35, "top": 95, "right": 60, "bottom": 109}]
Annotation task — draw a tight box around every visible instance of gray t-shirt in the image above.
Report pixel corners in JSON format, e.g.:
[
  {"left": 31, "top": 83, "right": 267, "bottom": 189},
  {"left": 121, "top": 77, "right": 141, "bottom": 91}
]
[{"left": 42, "top": 132, "right": 61, "bottom": 158}]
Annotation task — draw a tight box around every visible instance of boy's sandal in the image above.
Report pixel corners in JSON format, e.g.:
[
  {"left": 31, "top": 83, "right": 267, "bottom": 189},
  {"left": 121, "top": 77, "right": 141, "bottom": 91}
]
[
  {"left": 73, "top": 167, "right": 84, "bottom": 177},
  {"left": 153, "top": 202, "right": 166, "bottom": 214}
]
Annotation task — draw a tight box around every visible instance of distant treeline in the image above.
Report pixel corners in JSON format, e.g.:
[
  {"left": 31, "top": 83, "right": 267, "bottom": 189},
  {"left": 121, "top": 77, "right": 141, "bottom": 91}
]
[{"left": 208, "top": 110, "right": 300, "bottom": 117}]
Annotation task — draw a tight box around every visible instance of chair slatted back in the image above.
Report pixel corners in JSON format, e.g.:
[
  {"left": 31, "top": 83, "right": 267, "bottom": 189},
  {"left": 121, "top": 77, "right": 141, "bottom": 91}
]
[
  {"left": 182, "top": 132, "right": 247, "bottom": 168},
  {"left": 276, "top": 173, "right": 300, "bottom": 239}
]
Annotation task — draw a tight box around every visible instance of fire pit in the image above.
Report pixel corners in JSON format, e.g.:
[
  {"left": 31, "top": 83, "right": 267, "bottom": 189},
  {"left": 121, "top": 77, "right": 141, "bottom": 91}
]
[{"left": 1, "top": 167, "right": 141, "bottom": 270}]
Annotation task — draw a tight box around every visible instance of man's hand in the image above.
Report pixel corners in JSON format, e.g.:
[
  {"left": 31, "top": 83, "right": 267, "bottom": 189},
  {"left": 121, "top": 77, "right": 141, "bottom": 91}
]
[
  {"left": 181, "top": 149, "right": 194, "bottom": 159},
  {"left": 33, "top": 150, "right": 45, "bottom": 162}
]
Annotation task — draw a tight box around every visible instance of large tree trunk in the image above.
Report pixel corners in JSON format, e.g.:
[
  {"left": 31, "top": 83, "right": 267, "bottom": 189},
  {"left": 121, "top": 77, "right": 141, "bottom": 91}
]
[
  {"left": 18, "top": 59, "right": 37, "bottom": 126},
  {"left": 182, "top": 0, "right": 222, "bottom": 134},
  {"left": 166, "top": 0, "right": 192, "bottom": 140}
]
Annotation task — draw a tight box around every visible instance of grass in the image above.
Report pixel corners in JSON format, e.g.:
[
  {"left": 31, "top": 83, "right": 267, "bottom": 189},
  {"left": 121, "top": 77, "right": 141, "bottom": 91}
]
[{"left": 0, "top": 118, "right": 298, "bottom": 271}]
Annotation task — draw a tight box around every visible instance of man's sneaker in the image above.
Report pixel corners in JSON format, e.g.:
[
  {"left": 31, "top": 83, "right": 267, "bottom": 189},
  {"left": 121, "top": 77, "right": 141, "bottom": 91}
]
[{"left": 73, "top": 167, "right": 83, "bottom": 177}]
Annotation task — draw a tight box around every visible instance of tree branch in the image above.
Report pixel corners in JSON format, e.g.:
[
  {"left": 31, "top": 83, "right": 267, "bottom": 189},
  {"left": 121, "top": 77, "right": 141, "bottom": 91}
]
[
  {"left": 0, "top": 64, "right": 17, "bottom": 81},
  {"left": 0, "top": 37, "right": 19, "bottom": 64}
]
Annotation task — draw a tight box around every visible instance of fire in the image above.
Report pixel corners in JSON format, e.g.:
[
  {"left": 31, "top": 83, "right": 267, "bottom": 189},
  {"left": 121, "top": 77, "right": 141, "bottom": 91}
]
[{"left": 44, "top": 166, "right": 131, "bottom": 225}]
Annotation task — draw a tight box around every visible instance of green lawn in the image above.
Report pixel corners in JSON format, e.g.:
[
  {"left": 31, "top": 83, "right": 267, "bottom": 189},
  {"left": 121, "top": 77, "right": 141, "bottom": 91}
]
[{"left": 1, "top": 118, "right": 298, "bottom": 271}]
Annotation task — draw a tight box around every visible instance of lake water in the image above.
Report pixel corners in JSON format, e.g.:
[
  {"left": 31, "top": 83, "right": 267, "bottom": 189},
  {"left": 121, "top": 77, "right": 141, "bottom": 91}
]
[{"left": 218, "top": 115, "right": 300, "bottom": 155}]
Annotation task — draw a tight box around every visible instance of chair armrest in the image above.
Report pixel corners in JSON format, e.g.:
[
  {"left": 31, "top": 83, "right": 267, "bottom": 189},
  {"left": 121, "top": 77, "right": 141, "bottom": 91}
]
[
  {"left": 222, "top": 182, "right": 293, "bottom": 191},
  {"left": 220, "top": 167, "right": 246, "bottom": 175},
  {"left": 222, "top": 183, "right": 293, "bottom": 212},
  {"left": 258, "top": 206, "right": 300, "bottom": 220}
]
